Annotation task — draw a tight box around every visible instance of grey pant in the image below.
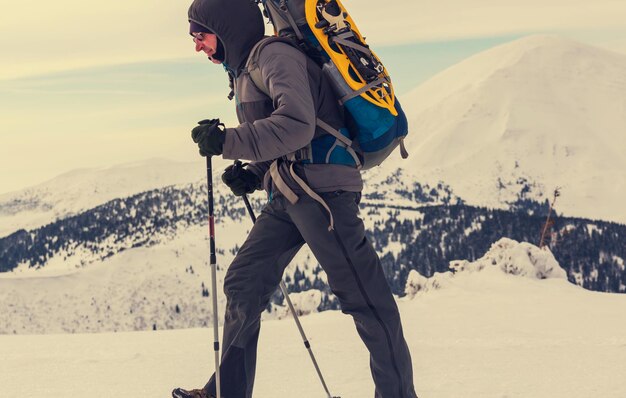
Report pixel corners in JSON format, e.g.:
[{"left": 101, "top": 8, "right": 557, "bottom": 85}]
[{"left": 204, "top": 191, "right": 417, "bottom": 398}]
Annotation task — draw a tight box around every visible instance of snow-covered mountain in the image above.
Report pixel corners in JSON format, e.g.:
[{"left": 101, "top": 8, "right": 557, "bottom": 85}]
[
  {"left": 2, "top": 239, "right": 625, "bottom": 398},
  {"left": 0, "top": 157, "right": 458, "bottom": 240},
  {"left": 0, "top": 221, "right": 321, "bottom": 334},
  {"left": 0, "top": 177, "right": 467, "bottom": 334},
  {"left": 384, "top": 34, "right": 626, "bottom": 223},
  {"left": 0, "top": 236, "right": 585, "bottom": 334},
  {"left": 2, "top": 177, "right": 625, "bottom": 334},
  {"left": 3, "top": 35, "right": 624, "bottom": 239},
  {"left": 0, "top": 158, "right": 211, "bottom": 238},
  {"left": 2, "top": 34, "right": 626, "bottom": 335}
]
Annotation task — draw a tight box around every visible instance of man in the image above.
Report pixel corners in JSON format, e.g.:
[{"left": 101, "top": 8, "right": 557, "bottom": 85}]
[{"left": 173, "top": 0, "right": 418, "bottom": 397}]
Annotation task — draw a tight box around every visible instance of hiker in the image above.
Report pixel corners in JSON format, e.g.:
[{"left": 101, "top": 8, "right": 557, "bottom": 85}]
[{"left": 173, "top": 0, "right": 418, "bottom": 397}]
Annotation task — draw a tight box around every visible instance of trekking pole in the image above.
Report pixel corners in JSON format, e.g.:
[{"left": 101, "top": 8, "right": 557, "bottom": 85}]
[
  {"left": 206, "top": 156, "right": 221, "bottom": 398},
  {"left": 240, "top": 188, "right": 339, "bottom": 398}
]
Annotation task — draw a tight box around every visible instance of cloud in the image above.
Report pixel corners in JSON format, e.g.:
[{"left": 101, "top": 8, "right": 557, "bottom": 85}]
[
  {"left": 2, "top": 0, "right": 626, "bottom": 79},
  {"left": 348, "top": 0, "right": 626, "bottom": 44},
  {"left": 0, "top": 0, "right": 191, "bottom": 79}
]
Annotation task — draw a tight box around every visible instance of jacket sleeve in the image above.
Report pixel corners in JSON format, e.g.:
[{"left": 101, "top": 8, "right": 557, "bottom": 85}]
[{"left": 221, "top": 43, "right": 316, "bottom": 162}]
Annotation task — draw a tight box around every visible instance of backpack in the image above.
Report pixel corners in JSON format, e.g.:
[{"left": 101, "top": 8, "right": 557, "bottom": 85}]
[{"left": 248, "top": 0, "right": 409, "bottom": 170}]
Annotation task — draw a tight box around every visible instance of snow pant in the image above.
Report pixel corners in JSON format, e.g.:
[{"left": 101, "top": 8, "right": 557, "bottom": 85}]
[{"left": 204, "top": 191, "right": 417, "bottom": 398}]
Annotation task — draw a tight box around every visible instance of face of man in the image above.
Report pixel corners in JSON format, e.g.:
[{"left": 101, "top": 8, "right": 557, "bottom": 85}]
[{"left": 193, "top": 32, "right": 223, "bottom": 64}]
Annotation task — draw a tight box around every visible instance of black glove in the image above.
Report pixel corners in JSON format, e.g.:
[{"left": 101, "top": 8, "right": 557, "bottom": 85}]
[
  {"left": 191, "top": 118, "right": 226, "bottom": 157},
  {"left": 222, "top": 162, "right": 262, "bottom": 196}
]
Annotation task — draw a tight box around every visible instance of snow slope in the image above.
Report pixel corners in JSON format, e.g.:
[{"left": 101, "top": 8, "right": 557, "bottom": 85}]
[
  {"left": 1, "top": 239, "right": 625, "bottom": 398},
  {"left": 0, "top": 220, "right": 321, "bottom": 333},
  {"left": 0, "top": 158, "right": 219, "bottom": 238},
  {"left": 390, "top": 35, "right": 626, "bottom": 223}
]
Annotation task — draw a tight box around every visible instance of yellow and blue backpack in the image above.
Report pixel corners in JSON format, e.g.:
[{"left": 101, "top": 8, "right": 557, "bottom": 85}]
[{"left": 250, "top": 0, "right": 409, "bottom": 169}]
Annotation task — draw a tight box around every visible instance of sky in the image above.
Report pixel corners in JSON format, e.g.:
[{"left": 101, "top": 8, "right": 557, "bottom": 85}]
[{"left": 1, "top": 0, "right": 626, "bottom": 194}]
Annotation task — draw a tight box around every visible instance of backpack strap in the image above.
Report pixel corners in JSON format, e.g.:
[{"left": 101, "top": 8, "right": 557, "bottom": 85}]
[
  {"left": 332, "top": 33, "right": 372, "bottom": 56},
  {"left": 399, "top": 137, "right": 409, "bottom": 159},
  {"left": 278, "top": 0, "right": 305, "bottom": 41},
  {"left": 287, "top": 161, "right": 335, "bottom": 231},
  {"left": 339, "top": 77, "right": 388, "bottom": 104},
  {"left": 245, "top": 36, "right": 295, "bottom": 98},
  {"left": 269, "top": 159, "right": 335, "bottom": 231},
  {"left": 315, "top": 118, "right": 362, "bottom": 169}
]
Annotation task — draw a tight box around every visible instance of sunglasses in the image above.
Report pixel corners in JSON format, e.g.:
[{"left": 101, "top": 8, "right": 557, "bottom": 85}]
[{"left": 192, "top": 32, "right": 205, "bottom": 43}]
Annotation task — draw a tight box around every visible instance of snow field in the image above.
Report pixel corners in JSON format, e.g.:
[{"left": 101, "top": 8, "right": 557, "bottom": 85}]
[{"left": 2, "top": 239, "right": 625, "bottom": 397}]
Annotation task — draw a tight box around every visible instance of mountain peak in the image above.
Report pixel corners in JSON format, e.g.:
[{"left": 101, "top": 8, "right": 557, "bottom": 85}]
[
  {"left": 397, "top": 34, "right": 626, "bottom": 223},
  {"left": 406, "top": 34, "right": 625, "bottom": 106}
]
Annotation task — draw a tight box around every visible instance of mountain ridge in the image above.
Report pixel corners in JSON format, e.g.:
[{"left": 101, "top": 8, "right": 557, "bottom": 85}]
[
  {"left": 0, "top": 158, "right": 215, "bottom": 238},
  {"left": 394, "top": 34, "right": 626, "bottom": 223},
  {"left": 1, "top": 178, "right": 624, "bottom": 335}
]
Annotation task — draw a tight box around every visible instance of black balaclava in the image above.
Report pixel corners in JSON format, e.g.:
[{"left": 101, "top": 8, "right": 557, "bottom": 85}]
[
  {"left": 188, "top": 0, "right": 265, "bottom": 74},
  {"left": 189, "top": 21, "right": 225, "bottom": 62}
]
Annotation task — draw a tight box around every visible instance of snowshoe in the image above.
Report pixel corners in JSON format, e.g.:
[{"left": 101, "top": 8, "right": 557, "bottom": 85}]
[{"left": 171, "top": 387, "right": 211, "bottom": 398}]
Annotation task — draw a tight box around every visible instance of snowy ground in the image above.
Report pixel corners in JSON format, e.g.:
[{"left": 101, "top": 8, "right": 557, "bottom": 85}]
[{"left": 2, "top": 260, "right": 625, "bottom": 398}]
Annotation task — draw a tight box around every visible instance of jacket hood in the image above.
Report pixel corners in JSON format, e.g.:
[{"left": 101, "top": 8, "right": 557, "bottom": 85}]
[{"left": 188, "top": 0, "right": 265, "bottom": 73}]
